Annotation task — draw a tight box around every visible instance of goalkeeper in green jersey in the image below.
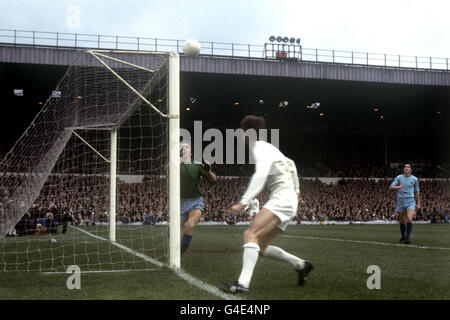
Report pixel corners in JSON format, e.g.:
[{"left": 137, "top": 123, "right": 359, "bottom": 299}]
[{"left": 180, "top": 142, "right": 217, "bottom": 254}]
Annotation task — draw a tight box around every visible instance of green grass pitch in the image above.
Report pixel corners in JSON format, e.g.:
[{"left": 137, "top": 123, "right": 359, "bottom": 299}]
[{"left": 0, "top": 223, "right": 449, "bottom": 300}]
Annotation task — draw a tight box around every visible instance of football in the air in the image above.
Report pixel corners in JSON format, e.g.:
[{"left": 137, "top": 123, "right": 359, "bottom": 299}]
[{"left": 183, "top": 39, "right": 201, "bottom": 57}]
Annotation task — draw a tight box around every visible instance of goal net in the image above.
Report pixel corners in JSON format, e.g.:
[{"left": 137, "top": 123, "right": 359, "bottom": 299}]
[{"left": 0, "top": 50, "right": 180, "bottom": 272}]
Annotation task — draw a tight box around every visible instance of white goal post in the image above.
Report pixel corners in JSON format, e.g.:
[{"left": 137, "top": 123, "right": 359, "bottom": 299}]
[{"left": 168, "top": 53, "right": 181, "bottom": 269}]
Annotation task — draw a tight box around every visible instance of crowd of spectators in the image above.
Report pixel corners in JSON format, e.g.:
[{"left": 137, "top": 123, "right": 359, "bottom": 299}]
[
  {"left": 210, "top": 153, "right": 448, "bottom": 179},
  {"left": 1, "top": 170, "right": 448, "bottom": 236},
  {"left": 1, "top": 175, "right": 170, "bottom": 234},
  {"left": 199, "top": 177, "right": 449, "bottom": 224},
  {"left": 296, "top": 178, "right": 449, "bottom": 223}
]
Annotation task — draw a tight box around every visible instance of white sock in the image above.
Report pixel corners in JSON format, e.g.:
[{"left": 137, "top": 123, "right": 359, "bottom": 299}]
[
  {"left": 262, "top": 245, "right": 305, "bottom": 269},
  {"left": 237, "top": 242, "right": 260, "bottom": 288}
]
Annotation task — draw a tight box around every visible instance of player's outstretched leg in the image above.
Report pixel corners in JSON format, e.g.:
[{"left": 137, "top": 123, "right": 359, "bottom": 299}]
[
  {"left": 219, "top": 209, "right": 280, "bottom": 294},
  {"left": 261, "top": 245, "right": 314, "bottom": 286}
]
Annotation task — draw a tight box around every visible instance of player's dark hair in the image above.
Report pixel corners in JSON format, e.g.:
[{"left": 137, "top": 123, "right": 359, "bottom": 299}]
[
  {"left": 240, "top": 115, "right": 266, "bottom": 131},
  {"left": 404, "top": 162, "right": 412, "bottom": 169}
]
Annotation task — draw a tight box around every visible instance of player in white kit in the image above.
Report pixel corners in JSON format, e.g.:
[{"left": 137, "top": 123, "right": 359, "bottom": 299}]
[{"left": 219, "top": 115, "right": 313, "bottom": 294}]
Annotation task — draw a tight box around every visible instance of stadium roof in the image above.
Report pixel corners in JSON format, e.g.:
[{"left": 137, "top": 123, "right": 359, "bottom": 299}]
[{"left": 0, "top": 61, "right": 449, "bottom": 158}]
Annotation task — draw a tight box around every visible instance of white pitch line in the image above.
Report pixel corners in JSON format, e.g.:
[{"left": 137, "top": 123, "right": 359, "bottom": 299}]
[
  {"left": 280, "top": 234, "right": 450, "bottom": 251},
  {"left": 42, "top": 268, "right": 160, "bottom": 275},
  {"left": 70, "top": 226, "right": 241, "bottom": 300},
  {"left": 174, "top": 269, "right": 239, "bottom": 301},
  {"left": 71, "top": 226, "right": 107, "bottom": 241}
]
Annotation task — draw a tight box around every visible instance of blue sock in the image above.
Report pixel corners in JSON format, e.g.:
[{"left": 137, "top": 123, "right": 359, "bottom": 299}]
[
  {"left": 181, "top": 234, "right": 192, "bottom": 254},
  {"left": 406, "top": 223, "right": 412, "bottom": 239},
  {"left": 400, "top": 223, "right": 406, "bottom": 238}
]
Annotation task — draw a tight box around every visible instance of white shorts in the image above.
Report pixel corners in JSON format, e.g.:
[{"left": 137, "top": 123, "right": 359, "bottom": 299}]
[{"left": 263, "top": 190, "right": 298, "bottom": 231}]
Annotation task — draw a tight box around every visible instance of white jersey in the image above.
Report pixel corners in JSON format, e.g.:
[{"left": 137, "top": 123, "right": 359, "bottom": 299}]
[{"left": 240, "top": 141, "right": 300, "bottom": 206}]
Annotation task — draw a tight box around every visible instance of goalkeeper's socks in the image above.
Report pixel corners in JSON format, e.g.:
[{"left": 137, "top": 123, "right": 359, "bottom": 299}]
[
  {"left": 262, "top": 245, "right": 305, "bottom": 269},
  {"left": 181, "top": 234, "right": 192, "bottom": 255},
  {"left": 406, "top": 222, "right": 413, "bottom": 238},
  {"left": 237, "top": 242, "right": 260, "bottom": 289}
]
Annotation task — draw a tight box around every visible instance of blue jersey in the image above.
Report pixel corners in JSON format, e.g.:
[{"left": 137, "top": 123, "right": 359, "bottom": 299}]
[{"left": 390, "top": 174, "right": 419, "bottom": 198}]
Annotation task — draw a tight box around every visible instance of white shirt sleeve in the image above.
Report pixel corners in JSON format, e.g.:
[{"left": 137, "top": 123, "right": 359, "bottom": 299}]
[
  {"left": 286, "top": 158, "right": 300, "bottom": 194},
  {"left": 240, "top": 143, "right": 273, "bottom": 205}
]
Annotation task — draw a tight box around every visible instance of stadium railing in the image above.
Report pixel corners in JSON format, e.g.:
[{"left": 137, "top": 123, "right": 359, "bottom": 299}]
[{"left": 0, "top": 28, "right": 449, "bottom": 71}]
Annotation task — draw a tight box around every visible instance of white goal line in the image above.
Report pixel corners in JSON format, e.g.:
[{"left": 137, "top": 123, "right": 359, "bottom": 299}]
[{"left": 42, "top": 268, "right": 161, "bottom": 275}]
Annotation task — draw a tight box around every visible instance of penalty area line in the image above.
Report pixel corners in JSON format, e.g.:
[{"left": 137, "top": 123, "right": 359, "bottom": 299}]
[
  {"left": 280, "top": 234, "right": 450, "bottom": 251},
  {"left": 69, "top": 226, "right": 241, "bottom": 300}
]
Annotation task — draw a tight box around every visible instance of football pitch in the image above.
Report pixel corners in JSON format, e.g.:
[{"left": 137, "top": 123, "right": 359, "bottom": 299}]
[{"left": 0, "top": 223, "right": 449, "bottom": 300}]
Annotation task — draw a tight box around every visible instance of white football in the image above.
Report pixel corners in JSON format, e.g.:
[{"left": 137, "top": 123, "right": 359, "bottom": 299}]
[
  {"left": 50, "top": 238, "right": 57, "bottom": 244},
  {"left": 183, "top": 39, "right": 201, "bottom": 57}
]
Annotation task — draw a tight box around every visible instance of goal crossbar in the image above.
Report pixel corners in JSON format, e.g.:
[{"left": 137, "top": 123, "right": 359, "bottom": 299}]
[
  {"left": 89, "top": 51, "right": 157, "bottom": 73},
  {"left": 87, "top": 50, "right": 179, "bottom": 120}
]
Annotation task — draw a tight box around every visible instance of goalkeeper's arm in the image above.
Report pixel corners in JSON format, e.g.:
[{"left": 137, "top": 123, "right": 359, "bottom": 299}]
[{"left": 201, "top": 161, "right": 217, "bottom": 184}]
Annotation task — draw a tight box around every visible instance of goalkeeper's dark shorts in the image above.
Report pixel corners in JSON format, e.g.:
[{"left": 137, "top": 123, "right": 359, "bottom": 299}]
[{"left": 180, "top": 197, "right": 204, "bottom": 221}]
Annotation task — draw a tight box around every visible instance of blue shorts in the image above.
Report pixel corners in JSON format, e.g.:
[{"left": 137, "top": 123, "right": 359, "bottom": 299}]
[
  {"left": 396, "top": 197, "right": 416, "bottom": 213},
  {"left": 180, "top": 197, "right": 204, "bottom": 221}
]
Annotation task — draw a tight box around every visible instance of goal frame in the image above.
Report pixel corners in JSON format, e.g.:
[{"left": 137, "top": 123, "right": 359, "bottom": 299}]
[{"left": 0, "top": 49, "right": 181, "bottom": 272}]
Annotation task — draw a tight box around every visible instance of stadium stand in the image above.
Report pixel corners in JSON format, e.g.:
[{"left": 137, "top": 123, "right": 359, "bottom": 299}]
[{"left": 2, "top": 170, "right": 448, "bottom": 235}]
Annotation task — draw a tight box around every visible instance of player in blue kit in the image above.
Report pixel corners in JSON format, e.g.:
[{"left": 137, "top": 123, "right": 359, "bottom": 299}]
[{"left": 389, "top": 163, "right": 421, "bottom": 244}]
